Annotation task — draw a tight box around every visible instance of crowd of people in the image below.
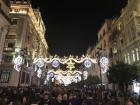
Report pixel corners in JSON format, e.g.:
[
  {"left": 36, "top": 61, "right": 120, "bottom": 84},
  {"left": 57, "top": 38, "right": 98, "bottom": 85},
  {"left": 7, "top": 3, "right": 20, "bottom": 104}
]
[{"left": 0, "top": 84, "right": 139, "bottom": 105}]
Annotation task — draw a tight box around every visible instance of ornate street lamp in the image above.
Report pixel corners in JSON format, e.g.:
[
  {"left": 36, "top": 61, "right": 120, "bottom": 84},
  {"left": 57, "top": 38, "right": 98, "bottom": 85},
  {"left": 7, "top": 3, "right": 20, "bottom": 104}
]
[
  {"left": 14, "top": 48, "right": 27, "bottom": 87},
  {"left": 97, "top": 49, "right": 109, "bottom": 102}
]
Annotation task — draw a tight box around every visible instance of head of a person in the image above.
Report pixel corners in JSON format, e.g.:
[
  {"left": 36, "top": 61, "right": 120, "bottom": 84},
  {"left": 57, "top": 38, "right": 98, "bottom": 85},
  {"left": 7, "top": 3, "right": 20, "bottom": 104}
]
[
  {"left": 69, "top": 93, "right": 73, "bottom": 100},
  {"left": 56, "top": 93, "right": 62, "bottom": 103},
  {"left": 13, "top": 89, "right": 17, "bottom": 94},
  {"left": 22, "top": 96, "right": 27, "bottom": 103},
  {"left": 126, "top": 100, "right": 134, "bottom": 105},
  {"left": 44, "top": 93, "right": 49, "bottom": 101},
  {"left": 63, "top": 93, "right": 68, "bottom": 100}
]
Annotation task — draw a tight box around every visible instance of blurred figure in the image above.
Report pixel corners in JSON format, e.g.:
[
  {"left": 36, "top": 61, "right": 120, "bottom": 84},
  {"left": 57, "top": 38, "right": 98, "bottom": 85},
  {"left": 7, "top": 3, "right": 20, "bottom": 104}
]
[
  {"left": 1, "top": 96, "right": 9, "bottom": 105},
  {"left": 82, "top": 92, "right": 95, "bottom": 105},
  {"left": 42, "top": 93, "right": 51, "bottom": 105},
  {"left": 69, "top": 93, "right": 80, "bottom": 105},
  {"left": 53, "top": 93, "right": 63, "bottom": 105},
  {"left": 125, "top": 99, "right": 134, "bottom": 105},
  {"left": 62, "top": 93, "right": 69, "bottom": 105},
  {"left": 21, "top": 96, "right": 29, "bottom": 105}
]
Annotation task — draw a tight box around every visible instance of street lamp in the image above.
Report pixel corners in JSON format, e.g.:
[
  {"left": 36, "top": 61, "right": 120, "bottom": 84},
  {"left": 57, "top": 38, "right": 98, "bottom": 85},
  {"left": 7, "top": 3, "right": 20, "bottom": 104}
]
[
  {"left": 96, "top": 49, "right": 103, "bottom": 101},
  {"left": 97, "top": 48, "right": 109, "bottom": 102},
  {"left": 14, "top": 48, "right": 27, "bottom": 87}
]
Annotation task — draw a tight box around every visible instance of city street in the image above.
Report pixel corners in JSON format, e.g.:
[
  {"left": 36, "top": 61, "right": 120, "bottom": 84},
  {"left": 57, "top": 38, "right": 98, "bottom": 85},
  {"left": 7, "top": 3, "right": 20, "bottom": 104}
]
[{"left": 0, "top": 0, "right": 140, "bottom": 105}]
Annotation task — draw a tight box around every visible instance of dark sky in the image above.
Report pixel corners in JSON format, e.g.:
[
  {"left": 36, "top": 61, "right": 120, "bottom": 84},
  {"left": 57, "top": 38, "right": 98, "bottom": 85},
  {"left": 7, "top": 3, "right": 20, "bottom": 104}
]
[{"left": 31, "top": 0, "right": 127, "bottom": 57}]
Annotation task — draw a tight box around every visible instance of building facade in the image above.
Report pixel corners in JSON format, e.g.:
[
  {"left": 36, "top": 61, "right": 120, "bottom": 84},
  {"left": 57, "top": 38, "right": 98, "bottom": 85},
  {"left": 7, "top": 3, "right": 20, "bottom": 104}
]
[
  {"left": 86, "top": 19, "right": 112, "bottom": 87},
  {"left": 110, "top": 0, "right": 140, "bottom": 92},
  {"left": 0, "top": 1, "right": 49, "bottom": 87},
  {"left": 87, "top": 0, "right": 140, "bottom": 90},
  {"left": 0, "top": 0, "right": 10, "bottom": 63},
  {"left": 0, "top": 0, "right": 11, "bottom": 86},
  {"left": 110, "top": 0, "right": 140, "bottom": 65}
]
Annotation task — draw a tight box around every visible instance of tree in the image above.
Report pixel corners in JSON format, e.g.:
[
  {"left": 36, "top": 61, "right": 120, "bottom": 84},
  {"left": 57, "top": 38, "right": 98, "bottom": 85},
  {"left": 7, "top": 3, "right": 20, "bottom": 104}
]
[
  {"left": 76, "top": 75, "right": 101, "bottom": 86},
  {"left": 85, "top": 75, "right": 101, "bottom": 85},
  {"left": 107, "top": 62, "right": 140, "bottom": 94}
]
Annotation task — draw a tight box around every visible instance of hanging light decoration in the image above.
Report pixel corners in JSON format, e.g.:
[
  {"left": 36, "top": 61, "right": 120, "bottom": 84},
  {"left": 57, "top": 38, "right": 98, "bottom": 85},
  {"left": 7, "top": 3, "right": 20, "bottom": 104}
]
[
  {"left": 99, "top": 57, "right": 109, "bottom": 73},
  {"left": 52, "top": 60, "right": 60, "bottom": 68},
  {"left": 14, "top": 55, "right": 24, "bottom": 72},
  {"left": 84, "top": 60, "right": 92, "bottom": 68}
]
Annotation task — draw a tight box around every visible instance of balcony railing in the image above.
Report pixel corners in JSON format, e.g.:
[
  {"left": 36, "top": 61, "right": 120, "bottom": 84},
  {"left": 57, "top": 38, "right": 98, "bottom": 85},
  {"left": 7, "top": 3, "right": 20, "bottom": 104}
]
[
  {"left": 3, "top": 47, "right": 15, "bottom": 52},
  {"left": 6, "top": 35, "right": 16, "bottom": 39}
]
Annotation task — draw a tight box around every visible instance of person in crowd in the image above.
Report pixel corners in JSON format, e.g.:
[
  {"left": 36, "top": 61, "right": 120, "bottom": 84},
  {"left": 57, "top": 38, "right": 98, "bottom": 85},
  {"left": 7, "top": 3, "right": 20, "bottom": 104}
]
[
  {"left": 52, "top": 93, "right": 63, "bottom": 105},
  {"left": 125, "top": 98, "right": 135, "bottom": 105},
  {"left": 0, "top": 85, "right": 140, "bottom": 105},
  {"left": 125, "top": 100, "right": 134, "bottom": 105},
  {"left": 69, "top": 93, "right": 80, "bottom": 105},
  {"left": 62, "top": 93, "right": 69, "bottom": 105},
  {"left": 42, "top": 93, "right": 51, "bottom": 105},
  {"left": 21, "top": 96, "right": 29, "bottom": 105},
  {"left": 1, "top": 96, "right": 9, "bottom": 105},
  {"left": 82, "top": 92, "right": 95, "bottom": 105}
]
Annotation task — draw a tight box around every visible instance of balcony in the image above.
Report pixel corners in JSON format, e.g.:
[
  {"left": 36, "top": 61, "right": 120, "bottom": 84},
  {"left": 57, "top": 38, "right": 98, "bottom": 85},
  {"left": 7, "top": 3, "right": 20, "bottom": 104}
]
[
  {"left": 3, "top": 47, "right": 15, "bottom": 52},
  {"left": 6, "top": 35, "right": 16, "bottom": 39},
  {"left": 7, "top": 26, "right": 17, "bottom": 35},
  {"left": 2, "top": 54, "right": 13, "bottom": 63}
]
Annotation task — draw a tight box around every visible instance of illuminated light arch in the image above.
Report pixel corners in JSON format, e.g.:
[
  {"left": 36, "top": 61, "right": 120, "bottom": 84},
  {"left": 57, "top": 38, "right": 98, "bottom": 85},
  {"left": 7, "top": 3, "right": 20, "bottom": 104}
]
[
  {"left": 33, "top": 55, "right": 109, "bottom": 85},
  {"left": 33, "top": 56, "right": 97, "bottom": 64},
  {"left": 46, "top": 69, "right": 85, "bottom": 86}
]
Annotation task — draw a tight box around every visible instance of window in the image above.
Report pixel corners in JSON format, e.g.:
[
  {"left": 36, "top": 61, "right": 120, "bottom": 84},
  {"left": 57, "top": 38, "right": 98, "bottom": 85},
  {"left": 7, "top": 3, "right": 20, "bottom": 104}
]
[
  {"left": 0, "top": 70, "right": 10, "bottom": 83},
  {"left": 127, "top": 53, "right": 130, "bottom": 64},
  {"left": 135, "top": 48, "right": 139, "bottom": 61},
  {"left": 8, "top": 43, "right": 15, "bottom": 48},
  {"left": 2, "top": 54, "right": 13, "bottom": 63},
  {"left": 137, "top": 32, "right": 140, "bottom": 36},
  {"left": 136, "top": 17, "right": 140, "bottom": 25},
  {"left": 132, "top": 50, "right": 136, "bottom": 62},
  {"left": 11, "top": 18, "right": 18, "bottom": 25},
  {"left": 118, "top": 23, "right": 121, "bottom": 31},
  {"left": 6, "top": 35, "right": 16, "bottom": 39},
  {"left": 124, "top": 54, "right": 127, "bottom": 63},
  {"left": 104, "top": 40, "right": 106, "bottom": 47},
  {"left": 120, "top": 39, "right": 124, "bottom": 45}
]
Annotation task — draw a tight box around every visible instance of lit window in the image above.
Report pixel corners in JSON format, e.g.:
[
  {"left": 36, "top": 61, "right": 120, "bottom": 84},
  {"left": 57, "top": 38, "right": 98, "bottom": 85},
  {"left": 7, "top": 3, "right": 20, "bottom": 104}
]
[
  {"left": 135, "top": 48, "right": 139, "bottom": 61},
  {"left": 127, "top": 53, "right": 130, "bottom": 64},
  {"left": 2, "top": 54, "right": 13, "bottom": 63},
  {"left": 124, "top": 54, "right": 127, "bottom": 63},
  {"left": 132, "top": 50, "right": 136, "bottom": 62},
  {"left": 0, "top": 71, "right": 10, "bottom": 83}
]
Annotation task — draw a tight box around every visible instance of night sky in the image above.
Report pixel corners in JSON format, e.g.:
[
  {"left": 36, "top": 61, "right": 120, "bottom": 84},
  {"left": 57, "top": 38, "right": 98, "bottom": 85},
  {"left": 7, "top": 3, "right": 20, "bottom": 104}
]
[{"left": 31, "top": 0, "right": 127, "bottom": 57}]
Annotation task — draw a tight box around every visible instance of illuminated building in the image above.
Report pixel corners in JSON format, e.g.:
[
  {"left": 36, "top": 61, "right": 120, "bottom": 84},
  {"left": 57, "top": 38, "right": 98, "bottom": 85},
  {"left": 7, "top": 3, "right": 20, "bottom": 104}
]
[
  {"left": 0, "top": 0, "right": 49, "bottom": 86},
  {"left": 110, "top": 0, "right": 140, "bottom": 92},
  {"left": 0, "top": 0, "right": 10, "bottom": 64},
  {"left": 86, "top": 20, "right": 112, "bottom": 88},
  {"left": 0, "top": 0, "right": 11, "bottom": 86},
  {"left": 87, "top": 0, "right": 140, "bottom": 91},
  {"left": 110, "top": 0, "right": 140, "bottom": 65}
]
